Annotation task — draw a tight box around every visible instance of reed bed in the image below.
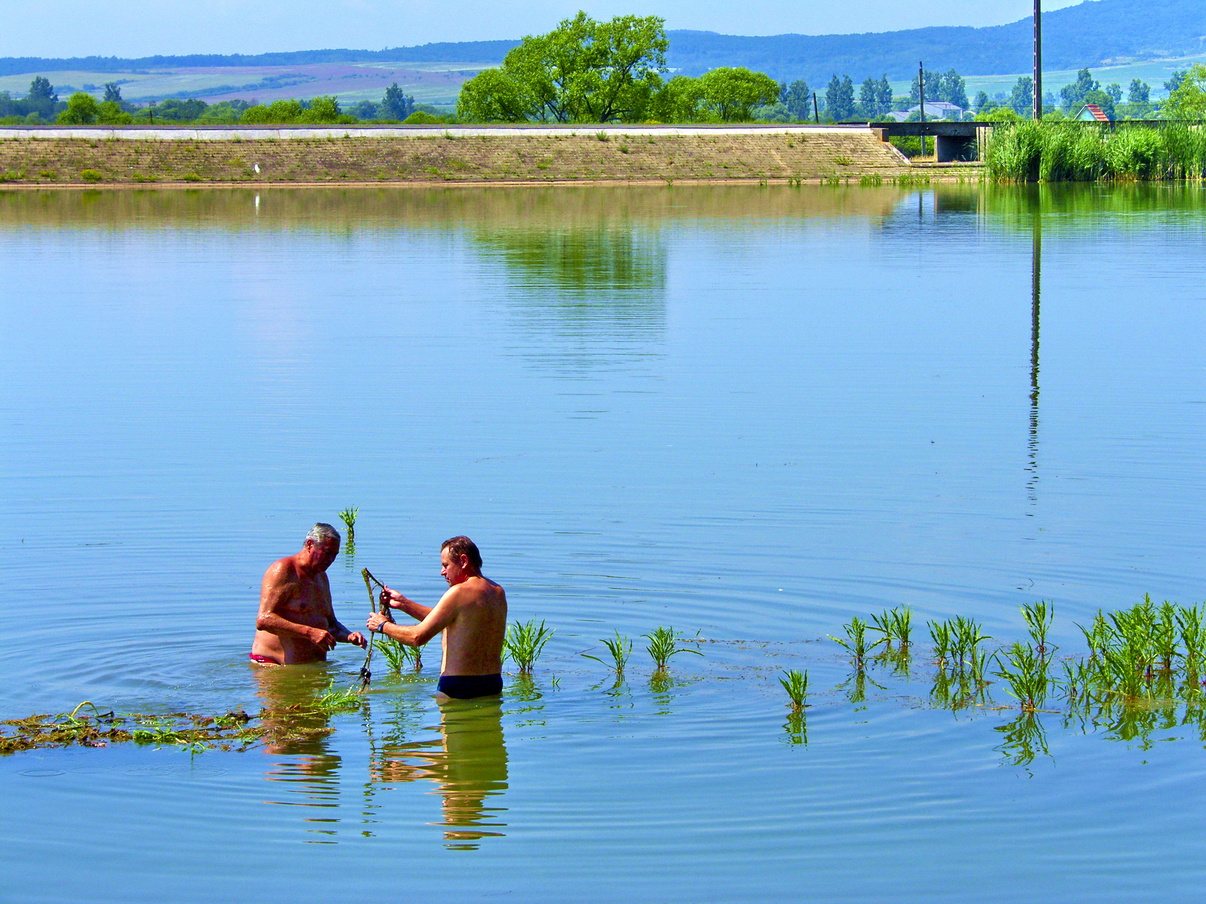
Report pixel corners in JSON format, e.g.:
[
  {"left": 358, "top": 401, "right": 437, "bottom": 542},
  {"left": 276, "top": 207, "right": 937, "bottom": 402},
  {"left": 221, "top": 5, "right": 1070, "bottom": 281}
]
[{"left": 985, "top": 122, "right": 1206, "bottom": 182}]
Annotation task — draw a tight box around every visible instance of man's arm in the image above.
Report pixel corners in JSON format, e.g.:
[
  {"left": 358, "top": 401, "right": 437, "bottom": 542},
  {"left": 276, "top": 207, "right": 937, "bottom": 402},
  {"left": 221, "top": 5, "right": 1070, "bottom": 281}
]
[
  {"left": 369, "top": 587, "right": 460, "bottom": 647},
  {"left": 381, "top": 587, "right": 435, "bottom": 622},
  {"left": 256, "top": 561, "right": 337, "bottom": 651}
]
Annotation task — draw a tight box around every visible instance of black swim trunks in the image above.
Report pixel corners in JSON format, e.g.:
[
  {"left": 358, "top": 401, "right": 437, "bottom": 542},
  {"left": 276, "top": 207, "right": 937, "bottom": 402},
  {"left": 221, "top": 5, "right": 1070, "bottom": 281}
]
[{"left": 437, "top": 674, "right": 503, "bottom": 699}]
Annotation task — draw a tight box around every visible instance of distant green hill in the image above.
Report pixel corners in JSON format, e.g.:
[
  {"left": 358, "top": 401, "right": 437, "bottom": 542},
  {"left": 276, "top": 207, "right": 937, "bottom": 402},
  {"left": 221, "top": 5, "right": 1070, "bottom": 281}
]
[
  {"left": 667, "top": 0, "right": 1206, "bottom": 83},
  {"left": 0, "top": 0, "right": 1201, "bottom": 88}
]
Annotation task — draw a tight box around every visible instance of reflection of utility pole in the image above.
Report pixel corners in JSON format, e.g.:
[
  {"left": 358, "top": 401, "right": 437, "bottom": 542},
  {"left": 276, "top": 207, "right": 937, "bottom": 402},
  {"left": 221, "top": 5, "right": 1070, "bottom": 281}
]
[
  {"left": 1028, "top": 213, "right": 1041, "bottom": 504},
  {"left": 1033, "top": 0, "right": 1043, "bottom": 120}
]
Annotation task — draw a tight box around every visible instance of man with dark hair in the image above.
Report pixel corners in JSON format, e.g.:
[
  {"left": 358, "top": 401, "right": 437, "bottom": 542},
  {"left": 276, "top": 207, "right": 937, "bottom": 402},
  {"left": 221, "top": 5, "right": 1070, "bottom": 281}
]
[
  {"left": 366, "top": 536, "right": 507, "bottom": 699},
  {"left": 250, "top": 523, "right": 367, "bottom": 664}
]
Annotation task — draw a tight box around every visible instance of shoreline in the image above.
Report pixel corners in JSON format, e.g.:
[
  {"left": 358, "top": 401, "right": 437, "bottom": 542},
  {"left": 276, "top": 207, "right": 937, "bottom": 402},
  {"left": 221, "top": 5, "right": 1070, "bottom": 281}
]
[{"left": 0, "top": 126, "right": 982, "bottom": 188}]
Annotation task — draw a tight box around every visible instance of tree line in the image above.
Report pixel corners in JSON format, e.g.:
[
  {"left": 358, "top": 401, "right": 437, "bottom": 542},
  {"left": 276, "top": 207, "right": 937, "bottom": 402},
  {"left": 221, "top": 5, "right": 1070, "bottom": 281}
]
[{"left": 0, "top": 77, "right": 433, "bottom": 126}]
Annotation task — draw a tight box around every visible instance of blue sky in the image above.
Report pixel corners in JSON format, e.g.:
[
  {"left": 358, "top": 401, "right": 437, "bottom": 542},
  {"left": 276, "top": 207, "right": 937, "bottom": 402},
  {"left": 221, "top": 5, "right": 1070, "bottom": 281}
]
[{"left": 4, "top": 0, "right": 1083, "bottom": 58}]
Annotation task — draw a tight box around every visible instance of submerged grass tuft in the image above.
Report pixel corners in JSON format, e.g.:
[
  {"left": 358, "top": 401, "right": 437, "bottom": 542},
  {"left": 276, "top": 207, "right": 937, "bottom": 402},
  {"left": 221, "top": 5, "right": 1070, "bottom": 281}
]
[
  {"left": 779, "top": 669, "right": 809, "bottom": 712},
  {"left": 644, "top": 626, "right": 703, "bottom": 672},
  {"left": 505, "top": 619, "right": 554, "bottom": 673},
  {"left": 583, "top": 630, "right": 633, "bottom": 674}
]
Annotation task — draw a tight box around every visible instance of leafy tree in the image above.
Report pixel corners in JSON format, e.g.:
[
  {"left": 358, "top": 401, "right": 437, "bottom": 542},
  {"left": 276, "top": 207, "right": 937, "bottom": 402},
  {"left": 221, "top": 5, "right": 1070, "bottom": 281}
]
[
  {"left": 649, "top": 75, "right": 706, "bottom": 122},
  {"left": 783, "top": 79, "right": 812, "bottom": 120},
  {"left": 940, "top": 69, "right": 969, "bottom": 109},
  {"left": 148, "top": 98, "right": 208, "bottom": 121},
  {"left": 1105, "top": 83, "right": 1123, "bottom": 104},
  {"left": 1082, "top": 88, "right": 1115, "bottom": 119},
  {"left": 96, "top": 100, "right": 131, "bottom": 124},
  {"left": 304, "top": 95, "right": 342, "bottom": 122},
  {"left": 859, "top": 74, "right": 892, "bottom": 119},
  {"left": 457, "top": 12, "right": 667, "bottom": 123},
  {"left": 381, "top": 83, "right": 414, "bottom": 120},
  {"left": 698, "top": 67, "right": 779, "bottom": 121},
  {"left": 1008, "top": 77, "right": 1034, "bottom": 115},
  {"left": 1128, "top": 79, "right": 1150, "bottom": 104},
  {"left": 1060, "top": 68, "right": 1099, "bottom": 112},
  {"left": 908, "top": 68, "right": 940, "bottom": 105},
  {"left": 973, "top": 90, "right": 989, "bottom": 112},
  {"left": 102, "top": 82, "right": 122, "bottom": 104},
  {"left": 825, "top": 73, "right": 855, "bottom": 121},
  {"left": 753, "top": 101, "right": 792, "bottom": 122},
  {"left": 57, "top": 92, "right": 99, "bottom": 125},
  {"left": 1165, "top": 70, "right": 1187, "bottom": 96},
  {"left": 979, "top": 106, "right": 1025, "bottom": 122},
  {"left": 1163, "top": 63, "right": 1206, "bottom": 119},
  {"left": 25, "top": 76, "right": 58, "bottom": 119}
]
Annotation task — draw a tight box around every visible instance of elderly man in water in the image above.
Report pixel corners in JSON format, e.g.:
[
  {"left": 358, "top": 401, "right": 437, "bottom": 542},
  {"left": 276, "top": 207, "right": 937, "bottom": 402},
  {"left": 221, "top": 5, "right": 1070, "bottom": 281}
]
[
  {"left": 366, "top": 536, "right": 507, "bottom": 700},
  {"left": 250, "top": 523, "right": 367, "bottom": 665}
]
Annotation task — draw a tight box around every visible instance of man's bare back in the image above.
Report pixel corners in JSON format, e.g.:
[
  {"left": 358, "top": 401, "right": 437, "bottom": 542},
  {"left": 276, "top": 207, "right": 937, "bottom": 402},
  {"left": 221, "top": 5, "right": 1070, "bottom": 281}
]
[
  {"left": 251, "top": 524, "right": 366, "bottom": 665},
  {"left": 366, "top": 536, "right": 507, "bottom": 697}
]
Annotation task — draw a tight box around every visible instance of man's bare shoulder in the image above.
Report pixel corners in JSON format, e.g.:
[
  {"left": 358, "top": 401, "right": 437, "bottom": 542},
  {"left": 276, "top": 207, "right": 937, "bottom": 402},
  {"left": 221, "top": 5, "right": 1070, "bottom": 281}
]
[{"left": 263, "top": 555, "right": 300, "bottom": 584}]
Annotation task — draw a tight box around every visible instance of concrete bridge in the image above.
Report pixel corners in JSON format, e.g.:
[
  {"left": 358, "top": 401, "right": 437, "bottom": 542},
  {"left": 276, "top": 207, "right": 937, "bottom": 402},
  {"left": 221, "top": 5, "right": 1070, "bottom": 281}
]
[{"left": 870, "top": 121, "right": 993, "bottom": 163}]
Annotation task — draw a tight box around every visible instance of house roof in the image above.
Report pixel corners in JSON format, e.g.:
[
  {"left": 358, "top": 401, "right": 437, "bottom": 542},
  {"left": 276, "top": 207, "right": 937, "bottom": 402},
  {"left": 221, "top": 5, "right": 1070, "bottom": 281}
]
[{"left": 1078, "top": 103, "right": 1111, "bottom": 122}]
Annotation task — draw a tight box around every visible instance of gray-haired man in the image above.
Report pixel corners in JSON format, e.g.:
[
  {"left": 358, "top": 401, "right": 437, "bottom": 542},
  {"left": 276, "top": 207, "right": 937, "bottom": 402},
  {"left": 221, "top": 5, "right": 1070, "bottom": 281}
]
[{"left": 250, "top": 523, "right": 367, "bottom": 665}]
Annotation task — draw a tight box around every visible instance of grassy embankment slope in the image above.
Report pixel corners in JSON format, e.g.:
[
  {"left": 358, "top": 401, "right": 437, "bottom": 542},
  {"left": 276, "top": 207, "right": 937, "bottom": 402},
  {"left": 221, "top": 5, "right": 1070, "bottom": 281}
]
[{"left": 0, "top": 129, "right": 974, "bottom": 187}]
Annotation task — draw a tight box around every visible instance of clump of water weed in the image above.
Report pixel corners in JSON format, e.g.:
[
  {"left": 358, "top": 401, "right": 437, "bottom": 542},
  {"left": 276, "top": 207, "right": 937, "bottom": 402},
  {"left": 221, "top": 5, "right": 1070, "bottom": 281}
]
[
  {"left": 1, "top": 701, "right": 259, "bottom": 755},
  {"left": 338, "top": 506, "right": 357, "bottom": 550},
  {"left": 583, "top": 630, "right": 632, "bottom": 674},
  {"left": 505, "top": 619, "right": 554, "bottom": 673},
  {"left": 779, "top": 669, "right": 809, "bottom": 712},
  {"left": 644, "top": 626, "right": 704, "bottom": 672}
]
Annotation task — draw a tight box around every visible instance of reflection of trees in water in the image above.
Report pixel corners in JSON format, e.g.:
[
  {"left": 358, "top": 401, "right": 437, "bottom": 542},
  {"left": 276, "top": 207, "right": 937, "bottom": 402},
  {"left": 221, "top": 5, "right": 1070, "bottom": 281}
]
[
  {"left": 370, "top": 697, "right": 509, "bottom": 850},
  {"left": 474, "top": 225, "right": 667, "bottom": 375}
]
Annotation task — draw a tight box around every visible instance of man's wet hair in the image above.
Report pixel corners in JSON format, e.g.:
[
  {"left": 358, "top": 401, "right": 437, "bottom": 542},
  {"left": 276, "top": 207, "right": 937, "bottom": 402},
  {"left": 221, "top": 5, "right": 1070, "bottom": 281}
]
[
  {"left": 308, "top": 523, "right": 341, "bottom": 545},
  {"left": 441, "top": 535, "right": 482, "bottom": 570}
]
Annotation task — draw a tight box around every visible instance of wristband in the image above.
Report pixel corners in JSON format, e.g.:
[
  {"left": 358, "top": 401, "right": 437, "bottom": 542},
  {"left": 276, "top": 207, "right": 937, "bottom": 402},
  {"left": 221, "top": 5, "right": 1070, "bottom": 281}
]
[{"left": 376, "top": 622, "right": 387, "bottom": 634}]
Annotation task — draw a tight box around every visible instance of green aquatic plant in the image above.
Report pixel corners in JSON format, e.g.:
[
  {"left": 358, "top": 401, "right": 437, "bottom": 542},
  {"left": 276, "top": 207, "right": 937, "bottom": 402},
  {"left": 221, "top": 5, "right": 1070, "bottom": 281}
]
[
  {"left": 582, "top": 630, "right": 632, "bottom": 674},
  {"left": 869, "top": 606, "right": 914, "bottom": 655},
  {"left": 928, "top": 619, "right": 952, "bottom": 668},
  {"left": 829, "top": 616, "right": 883, "bottom": 669},
  {"left": 644, "top": 626, "right": 703, "bottom": 672},
  {"left": 1, "top": 705, "right": 258, "bottom": 754},
  {"left": 379, "top": 636, "right": 422, "bottom": 673},
  {"left": 778, "top": 669, "right": 809, "bottom": 712},
  {"left": 337, "top": 506, "right": 357, "bottom": 548},
  {"left": 1077, "top": 610, "right": 1110, "bottom": 662},
  {"left": 1021, "top": 599, "right": 1055, "bottom": 658},
  {"left": 1177, "top": 603, "right": 1206, "bottom": 673},
  {"left": 315, "top": 681, "right": 363, "bottom": 713},
  {"left": 994, "top": 642, "right": 1050, "bottom": 712},
  {"left": 1154, "top": 600, "right": 1179, "bottom": 673},
  {"left": 505, "top": 619, "right": 555, "bottom": 674}
]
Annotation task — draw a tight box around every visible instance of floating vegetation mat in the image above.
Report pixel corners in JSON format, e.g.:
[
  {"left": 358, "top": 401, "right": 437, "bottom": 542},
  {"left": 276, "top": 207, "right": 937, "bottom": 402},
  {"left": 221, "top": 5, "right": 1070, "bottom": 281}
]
[{"left": 1, "top": 687, "right": 364, "bottom": 755}]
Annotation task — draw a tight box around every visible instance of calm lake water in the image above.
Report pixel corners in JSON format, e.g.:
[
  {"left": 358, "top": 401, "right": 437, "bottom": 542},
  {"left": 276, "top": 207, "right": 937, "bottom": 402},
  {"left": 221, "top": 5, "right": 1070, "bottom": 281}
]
[{"left": 1, "top": 183, "right": 1204, "bottom": 902}]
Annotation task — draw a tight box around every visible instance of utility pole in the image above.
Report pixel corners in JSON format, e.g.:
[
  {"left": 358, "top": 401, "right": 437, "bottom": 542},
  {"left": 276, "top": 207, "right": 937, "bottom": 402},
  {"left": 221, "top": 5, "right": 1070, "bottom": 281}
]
[
  {"left": 918, "top": 61, "right": 927, "bottom": 157},
  {"left": 1033, "top": 0, "right": 1043, "bottom": 120}
]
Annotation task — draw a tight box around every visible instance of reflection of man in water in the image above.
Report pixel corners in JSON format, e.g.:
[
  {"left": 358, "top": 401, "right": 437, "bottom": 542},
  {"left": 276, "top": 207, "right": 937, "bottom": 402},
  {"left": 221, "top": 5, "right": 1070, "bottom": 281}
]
[
  {"left": 366, "top": 536, "right": 506, "bottom": 699},
  {"left": 251, "top": 523, "right": 367, "bottom": 665},
  {"left": 372, "top": 696, "right": 509, "bottom": 848}
]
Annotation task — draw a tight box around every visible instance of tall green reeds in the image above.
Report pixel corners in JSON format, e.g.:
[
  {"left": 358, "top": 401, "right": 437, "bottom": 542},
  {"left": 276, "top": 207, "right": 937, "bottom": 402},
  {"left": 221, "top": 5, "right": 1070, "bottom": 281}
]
[{"left": 986, "top": 122, "right": 1206, "bottom": 182}]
